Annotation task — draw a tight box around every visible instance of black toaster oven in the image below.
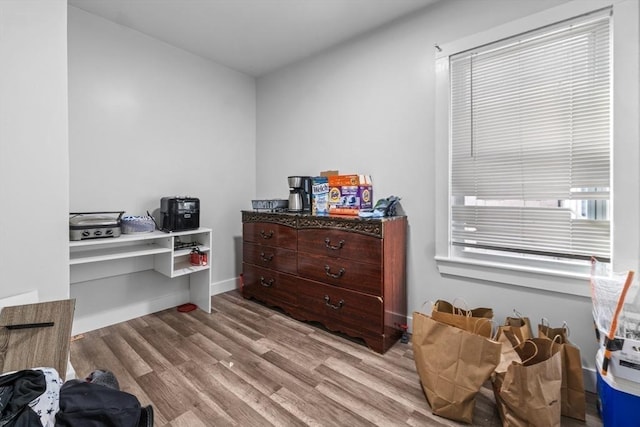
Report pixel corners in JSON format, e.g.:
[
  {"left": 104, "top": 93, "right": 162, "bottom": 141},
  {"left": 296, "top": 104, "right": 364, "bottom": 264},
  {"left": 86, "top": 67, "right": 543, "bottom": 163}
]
[{"left": 160, "top": 197, "right": 200, "bottom": 232}]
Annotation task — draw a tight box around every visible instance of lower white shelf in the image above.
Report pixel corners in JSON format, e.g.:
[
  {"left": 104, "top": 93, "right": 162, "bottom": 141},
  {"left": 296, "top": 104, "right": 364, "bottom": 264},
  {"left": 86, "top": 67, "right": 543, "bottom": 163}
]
[
  {"left": 173, "top": 261, "right": 210, "bottom": 278},
  {"left": 70, "top": 243, "right": 171, "bottom": 265}
]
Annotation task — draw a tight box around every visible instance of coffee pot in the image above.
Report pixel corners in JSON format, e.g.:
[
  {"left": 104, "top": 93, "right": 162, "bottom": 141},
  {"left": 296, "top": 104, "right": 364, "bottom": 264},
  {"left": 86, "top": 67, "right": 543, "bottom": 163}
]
[{"left": 288, "top": 176, "right": 312, "bottom": 212}]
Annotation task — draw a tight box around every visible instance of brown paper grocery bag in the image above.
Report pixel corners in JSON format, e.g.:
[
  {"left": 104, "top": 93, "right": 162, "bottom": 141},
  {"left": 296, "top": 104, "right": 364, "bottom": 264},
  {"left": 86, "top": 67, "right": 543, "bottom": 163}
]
[
  {"left": 493, "top": 326, "right": 532, "bottom": 425},
  {"left": 538, "top": 321, "right": 586, "bottom": 421},
  {"left": 497, "top": 325, "right": 523, "bottom": 348},
  {"left": 431, "top": 299, "right": 494, "bottom": 338},
  {"left": 493, "top": 338, "right": 562, "bottom": 427},
  {"left": 503, "top": 311, "right": 533, "bottom": 344},
  {"left": 412, "top": 312, "right": 501, "bottom": 424},
  {"left": 495, "top": 325, "right": 522, "bottom": 374}
]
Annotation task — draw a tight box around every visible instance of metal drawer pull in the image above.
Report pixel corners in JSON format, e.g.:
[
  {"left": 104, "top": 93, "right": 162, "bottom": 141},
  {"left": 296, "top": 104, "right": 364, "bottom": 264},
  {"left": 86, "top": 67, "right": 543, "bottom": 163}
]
[
  {"left": 260, "top": 277, "right": 274, "bottom": 287},
  {"left": 260, "top": 252, "right": 274, "bottom": 262},
  {"left": 260, "top": 230, "right": 274, "bottom": 239},
  {"left": 324, "top": 295, "right": 344, "bottom": 310},
  {"left": 324, "top": 238, "right": 345, "bottom": 250},
  {"left": 325, "top": 265, "right": 345, "bottom": 279}
]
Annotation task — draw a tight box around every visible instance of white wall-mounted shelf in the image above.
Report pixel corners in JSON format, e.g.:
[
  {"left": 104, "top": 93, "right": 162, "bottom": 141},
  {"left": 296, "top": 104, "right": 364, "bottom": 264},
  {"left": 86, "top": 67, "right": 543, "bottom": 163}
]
[{"left": 69, "top": 228, "right": 212, "bottom": 318}]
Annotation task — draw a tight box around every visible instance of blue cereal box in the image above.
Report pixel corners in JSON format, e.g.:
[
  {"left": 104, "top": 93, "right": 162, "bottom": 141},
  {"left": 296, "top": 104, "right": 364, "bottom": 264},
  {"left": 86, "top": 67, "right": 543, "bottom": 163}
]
[{"left": 312, "top": 176, "right": 329, "bottom": 215}]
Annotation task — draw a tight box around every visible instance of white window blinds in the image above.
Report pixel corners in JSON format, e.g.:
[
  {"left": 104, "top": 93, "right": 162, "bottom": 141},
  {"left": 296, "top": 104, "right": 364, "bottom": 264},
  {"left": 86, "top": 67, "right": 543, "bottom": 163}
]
[{"left": 450, "top": 8, "right": 611, "bottom": 262}]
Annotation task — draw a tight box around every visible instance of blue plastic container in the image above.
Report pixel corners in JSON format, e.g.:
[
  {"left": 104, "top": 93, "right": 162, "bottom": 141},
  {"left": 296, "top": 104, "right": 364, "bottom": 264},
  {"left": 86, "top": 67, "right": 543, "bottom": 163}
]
[{"left": 596, "top": 350, "right": 640, "bottom": 427}]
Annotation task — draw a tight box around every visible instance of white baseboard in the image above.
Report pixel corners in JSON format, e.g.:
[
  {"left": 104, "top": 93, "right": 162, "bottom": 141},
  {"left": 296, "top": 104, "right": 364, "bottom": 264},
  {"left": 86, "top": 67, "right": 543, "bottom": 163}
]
[
  {"left": 71, "top": 289, "right": 189, "bottom": 335},
  {"left": 72, "top": 276, "right": 241, "bottom": 335},
  {"left": 211, "top": 276, "right": 240, "bottom": 296},
  {"left": 583, "top": 367, "right": 597, "bottom": 394},
  {"left": 0, "top": 290, "right": 39, "bottom": 308}
]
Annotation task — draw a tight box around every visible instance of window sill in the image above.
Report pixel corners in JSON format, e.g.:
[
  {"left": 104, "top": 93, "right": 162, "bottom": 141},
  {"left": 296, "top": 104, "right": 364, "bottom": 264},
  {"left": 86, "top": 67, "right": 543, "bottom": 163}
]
[{"left": 434, "top": 256, "right": 592, "bottom": 298}]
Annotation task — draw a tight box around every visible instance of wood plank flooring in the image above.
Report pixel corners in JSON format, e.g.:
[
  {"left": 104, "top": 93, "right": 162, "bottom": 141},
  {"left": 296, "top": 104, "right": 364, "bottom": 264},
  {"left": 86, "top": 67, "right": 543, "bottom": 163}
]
[{"left": 70, "top": 290, "right": 603, "bottom": 426}]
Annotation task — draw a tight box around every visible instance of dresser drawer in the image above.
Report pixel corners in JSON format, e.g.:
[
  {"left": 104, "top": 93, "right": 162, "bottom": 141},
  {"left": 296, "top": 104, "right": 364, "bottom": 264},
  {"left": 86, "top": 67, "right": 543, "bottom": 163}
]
[
  {"left": 297, "top": 229, "right": 381, "bottom": 263},
  {"left": 242, "top": 263, "right": 298, "bottom": 308},
  {"left": 243, "top": 242, "right": 297, "bottom": 275},
  {"left": 297, "top": 280, "right": 383, "bottom": 335},
  {"left": 297, "top": 253, "right": 382, "bottom": 296},
  {"left": 243, "top": 222, "right": 297, "bottom": 250}
]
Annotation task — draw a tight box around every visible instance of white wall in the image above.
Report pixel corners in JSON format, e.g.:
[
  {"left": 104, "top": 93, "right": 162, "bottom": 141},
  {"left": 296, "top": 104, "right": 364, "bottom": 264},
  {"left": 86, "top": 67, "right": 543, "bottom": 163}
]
[
  {"left": 255, "top": 0, "right": 630, "bottom": 390},
  {"left": 0, "top": 0, "right": 69, "bottom": 303},
  {"left": 67, "top": 7, "right": 255, "bottom": 331}
]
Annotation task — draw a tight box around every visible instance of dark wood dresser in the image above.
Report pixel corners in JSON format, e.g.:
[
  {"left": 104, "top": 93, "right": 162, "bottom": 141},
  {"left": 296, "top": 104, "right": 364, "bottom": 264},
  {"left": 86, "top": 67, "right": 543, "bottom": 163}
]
[{"left": 241, "top": 211, "right": 407, "bottom": 353}]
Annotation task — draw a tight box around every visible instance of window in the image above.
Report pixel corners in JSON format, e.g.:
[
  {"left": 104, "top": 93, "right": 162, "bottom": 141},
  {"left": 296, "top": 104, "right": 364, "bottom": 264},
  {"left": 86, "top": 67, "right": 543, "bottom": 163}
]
[
  {"left": 434, "top": 0, "right": 640, "bottom": 295},
  {"left": 450, "top": 9, "right": 611, "bottom": 264}
]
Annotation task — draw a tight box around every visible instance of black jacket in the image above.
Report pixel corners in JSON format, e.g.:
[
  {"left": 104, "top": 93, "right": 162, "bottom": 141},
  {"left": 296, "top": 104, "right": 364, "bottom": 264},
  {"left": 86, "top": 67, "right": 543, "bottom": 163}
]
[
  {"left": 0, "top": 369, "right": 46, "bottom": 427},
  {"left": 55, "top": 381, "right": 152, "bottom": 427}
]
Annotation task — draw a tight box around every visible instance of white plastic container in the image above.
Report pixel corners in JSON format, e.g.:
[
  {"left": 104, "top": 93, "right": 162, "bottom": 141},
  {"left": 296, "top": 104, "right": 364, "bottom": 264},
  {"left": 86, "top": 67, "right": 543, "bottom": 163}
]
[{"left": 596, "top": 327, "right": 640, "bottom": 383}]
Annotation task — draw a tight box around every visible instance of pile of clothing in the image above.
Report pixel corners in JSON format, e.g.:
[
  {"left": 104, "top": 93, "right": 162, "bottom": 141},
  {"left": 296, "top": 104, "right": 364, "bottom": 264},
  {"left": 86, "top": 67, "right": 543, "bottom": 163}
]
[{"left": 0, "top": 368, "right": 153, "bottom": 427}]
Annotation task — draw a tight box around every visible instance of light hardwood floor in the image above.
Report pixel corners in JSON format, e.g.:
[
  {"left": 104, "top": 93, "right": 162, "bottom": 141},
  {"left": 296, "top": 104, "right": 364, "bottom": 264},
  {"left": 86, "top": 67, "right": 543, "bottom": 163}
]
[{"left": 70, "top": 290, "right": 603, "bottom": 426}]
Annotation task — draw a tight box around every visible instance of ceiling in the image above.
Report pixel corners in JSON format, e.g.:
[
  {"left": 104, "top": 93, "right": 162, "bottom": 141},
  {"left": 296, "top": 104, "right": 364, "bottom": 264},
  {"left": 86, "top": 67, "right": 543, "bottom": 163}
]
[{"left": 67, "top": 0, "right": 438, "bottom": 77}]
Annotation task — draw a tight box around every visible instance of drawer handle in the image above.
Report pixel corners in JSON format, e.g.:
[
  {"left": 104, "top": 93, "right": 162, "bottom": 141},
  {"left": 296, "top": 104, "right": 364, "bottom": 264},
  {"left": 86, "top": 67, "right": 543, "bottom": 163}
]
[
  {"left": 260, "top": 252, "right": 274, "bottom": 262},
  {"left": 260, "top": 230, "right": 274, "bottom": 239},
  {"left": 324, "top": 238, "right": 345, "bottom": 250},
  {"left": 324, "top": 295, "right": 344, "bottom": 310},
  {"left": 325, "top": 265, "right": 345, "bottom": 279},
  {"left": 260, "top": 277, "right": 274, "bottom": 287}
]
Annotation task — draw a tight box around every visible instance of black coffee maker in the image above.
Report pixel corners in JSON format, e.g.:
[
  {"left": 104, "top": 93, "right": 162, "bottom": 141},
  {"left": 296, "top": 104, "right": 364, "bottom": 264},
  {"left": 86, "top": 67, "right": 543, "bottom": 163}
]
[{"left": 287, "top": 176, "right": 312, "bottom": 212}]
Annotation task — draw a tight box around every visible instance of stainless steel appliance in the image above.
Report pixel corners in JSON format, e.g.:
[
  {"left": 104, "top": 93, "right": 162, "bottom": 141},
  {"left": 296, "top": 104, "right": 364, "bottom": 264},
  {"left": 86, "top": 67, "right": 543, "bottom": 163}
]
[
  {"left": 287, "top": 176, "right": 312, "bottom": 212},
  {"left": 69, "top": 211, "right": 124, "bottom": 241},
  {"left": 160, "top": 197, "right": 200, "bottom": 231}
]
